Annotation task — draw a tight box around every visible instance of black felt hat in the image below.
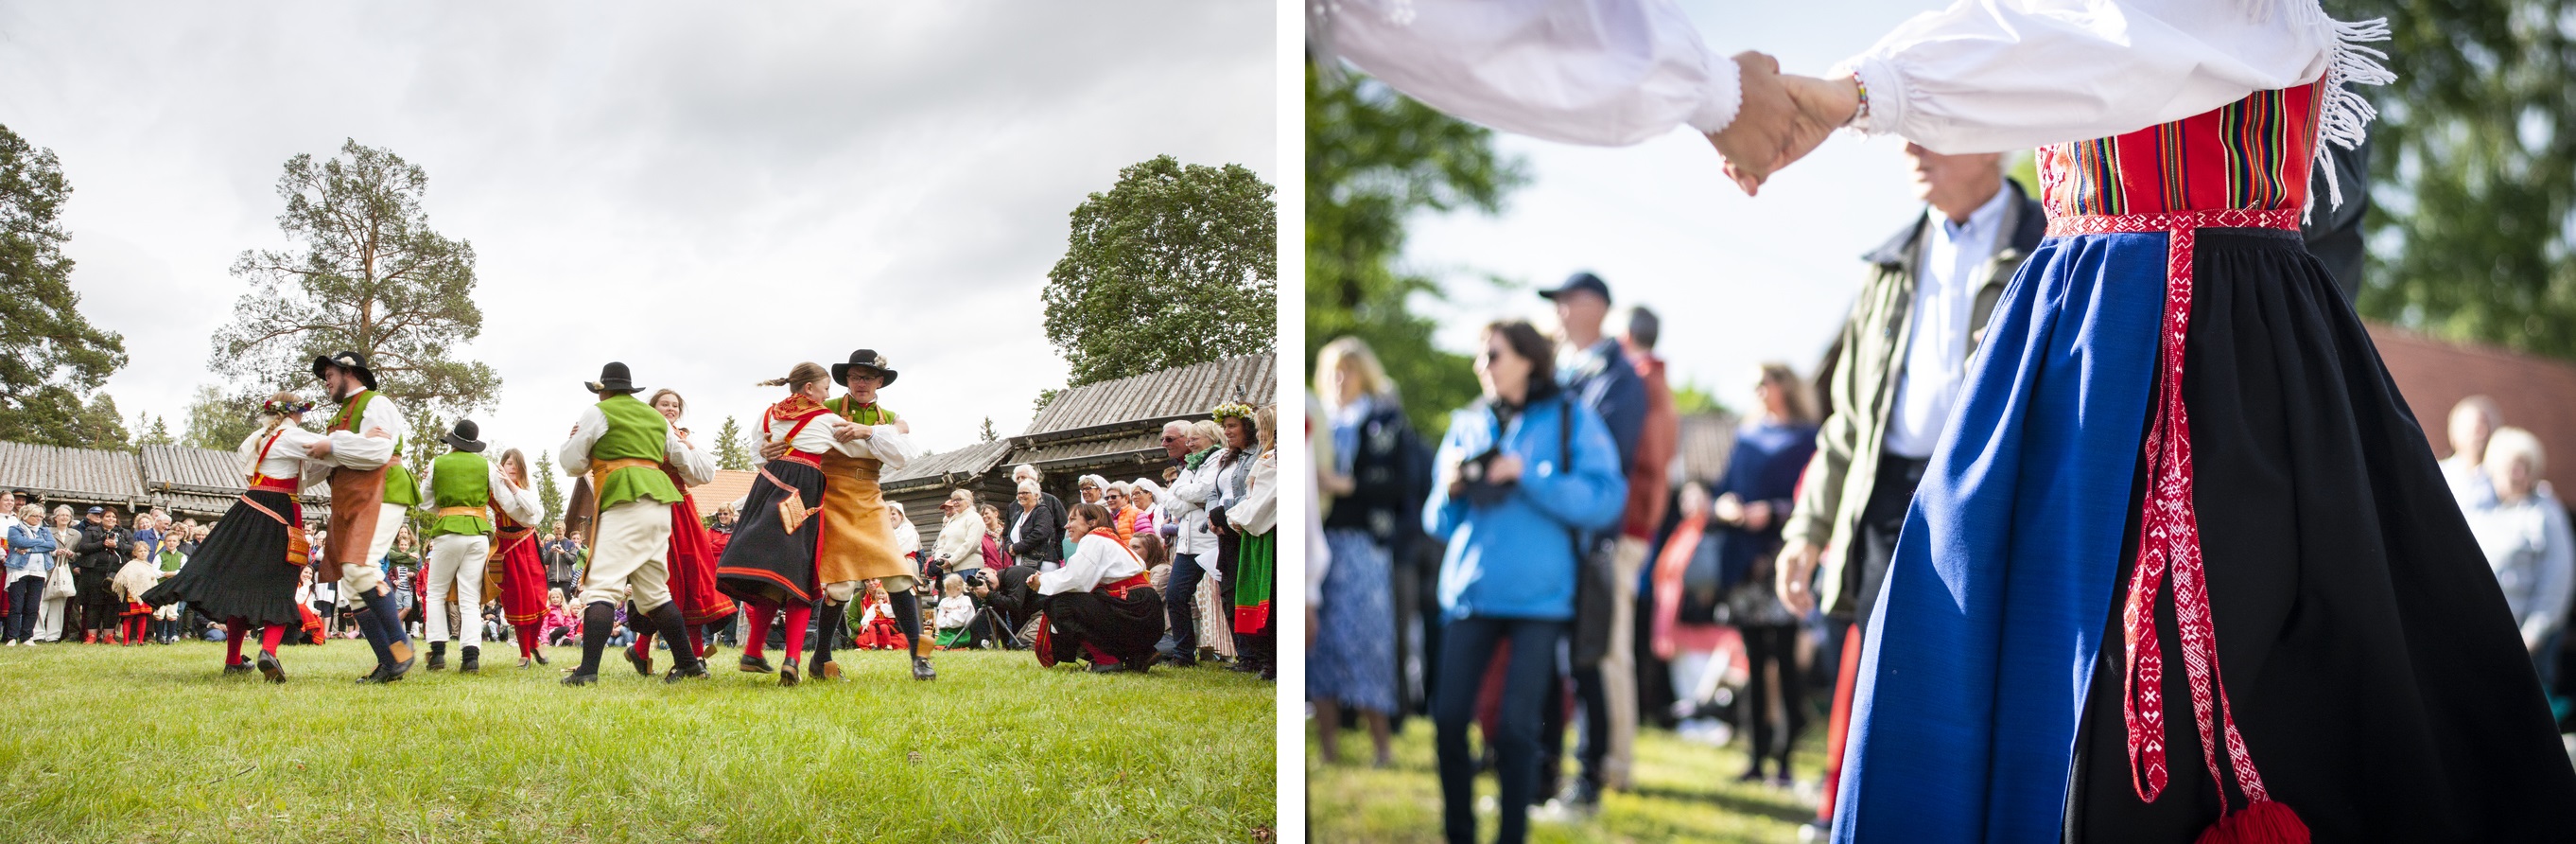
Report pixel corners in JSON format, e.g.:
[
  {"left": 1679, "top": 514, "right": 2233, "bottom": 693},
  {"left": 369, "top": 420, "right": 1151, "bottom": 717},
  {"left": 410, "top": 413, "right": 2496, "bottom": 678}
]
[
  {"left": 830, "top": 349, "right": 898, "bottom": 387},
  {"left": 585, "top": 361, "right": 643, "bottom": 395},
  {"left": 310, "top": 350, "right": 378, "bottom": 391},
  {"left": 443, "top": 419, "right": 486, "bottom": 453}
]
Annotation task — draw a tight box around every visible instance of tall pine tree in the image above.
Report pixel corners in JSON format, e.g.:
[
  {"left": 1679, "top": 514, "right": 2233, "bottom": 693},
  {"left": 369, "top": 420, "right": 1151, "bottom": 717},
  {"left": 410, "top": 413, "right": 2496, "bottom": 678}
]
[{"left": 0, "top": 124, "right": 129, "bottom": 447}]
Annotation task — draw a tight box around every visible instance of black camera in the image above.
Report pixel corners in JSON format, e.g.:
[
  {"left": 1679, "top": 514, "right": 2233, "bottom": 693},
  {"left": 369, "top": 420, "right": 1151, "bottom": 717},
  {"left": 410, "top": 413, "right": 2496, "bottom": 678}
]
[
  {"left": 1455, "top": 447, "right": 1516, "bottom": 505},
  {"left": 962, "top": 570, "right": 992, "bottom": 589}
]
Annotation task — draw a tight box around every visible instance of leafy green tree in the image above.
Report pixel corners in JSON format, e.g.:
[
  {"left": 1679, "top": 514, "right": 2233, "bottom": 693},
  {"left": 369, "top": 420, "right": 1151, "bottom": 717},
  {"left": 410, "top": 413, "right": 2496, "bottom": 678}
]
[
  {"left": 533, "top": 451, "right": 565, "bottom": 533},
  {"left": 1306, "top": 62, "right": 1527, "bottom": 438},
  {"left": 74, "top": 393, "right": 130, "bottom": 449},
  {"left": 211, "top": 139, "right": 501, "bottom": 418},
  {"left": 2332, "top": 0, "right": 2576, "bottom": 359},
  {"left": 1043, "top": 155, "right": 1277, "bottom": 387},
  {"left": 712, "top": 415, "right": 752, "bottom": 471},
  {"left": 181, "top": 385, "right": 263, "bottom": 450},
  {"left": 979, "top": 416, "right": 1000, "bottom": 443},
  {"left": 136, "top": 414, "right": 173, "bottom": 447},
  {"left": 0, "top": 124, "right": 129, "bottom": 447}
]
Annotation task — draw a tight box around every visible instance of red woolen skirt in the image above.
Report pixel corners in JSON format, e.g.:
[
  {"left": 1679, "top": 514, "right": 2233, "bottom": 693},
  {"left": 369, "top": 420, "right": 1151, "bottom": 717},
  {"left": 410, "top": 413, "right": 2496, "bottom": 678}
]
[
  {"left": 495, "top": 531, "right": 549, "bottom": 627},
  {"left": 670, "top": 492, "right": 739, "bottom": 625}
]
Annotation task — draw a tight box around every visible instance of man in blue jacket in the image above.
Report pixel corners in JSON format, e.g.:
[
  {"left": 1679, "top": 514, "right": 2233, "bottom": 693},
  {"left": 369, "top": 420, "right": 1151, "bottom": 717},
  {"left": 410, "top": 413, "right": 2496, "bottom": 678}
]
[{"left": 1535, "top": 272, "right": 1648, "bottom": 817}]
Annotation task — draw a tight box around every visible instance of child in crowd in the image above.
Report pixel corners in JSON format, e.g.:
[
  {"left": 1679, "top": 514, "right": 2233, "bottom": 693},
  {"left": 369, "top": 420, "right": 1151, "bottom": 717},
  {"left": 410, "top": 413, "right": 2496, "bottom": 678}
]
[
  {"left": 933, "top": 573, "right": 974, "bottom": 648},
  {"left": 856, "top": 580, "right": 902, "bottom": 649},
  {"left": 541, "top": 589, "right": 579, "bottom": 646},
  {"left": 112, "top": 540, "right": 160, "bottom": 645}
]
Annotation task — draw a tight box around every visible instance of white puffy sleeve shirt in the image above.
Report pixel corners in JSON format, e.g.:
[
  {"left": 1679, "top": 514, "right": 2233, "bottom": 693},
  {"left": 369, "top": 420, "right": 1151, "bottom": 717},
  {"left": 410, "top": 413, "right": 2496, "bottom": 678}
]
[
  {"left": 1322, "top": 0, "right": 2360, "bottom": 156},
  {"left": 238, "top": 423, "right": 330, "bottom": 488},
  {"left": 749, "top": 407, "right": 868, "bottom": 467},
  {"left": 559, "top": 405, "right": 718, "bottom": 487},
  {"left": 1035, "top": 532, "right": 1147, "bottom": 597}
]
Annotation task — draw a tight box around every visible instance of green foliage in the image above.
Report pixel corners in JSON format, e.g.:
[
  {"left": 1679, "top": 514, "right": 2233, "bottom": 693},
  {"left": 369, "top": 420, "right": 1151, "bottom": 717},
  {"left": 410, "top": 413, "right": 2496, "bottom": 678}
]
[
  {"left": 1033, "top": 387, "right": 1060, "bottom": 415},
  {"left": 1670, "top": 378, "right": 1732, "bottom": 417},
  {"left": 1043, "top": 154, "right": 1278, "bottom": 387},
  {"left": 67, "top": 393, "right": 130, "bottom": 449},
  {"left": 0, "top": 124, "right": 129, "bottom": 447},
  {"left": 135, "top": 414, "right": 173, "bottom": 447},
  {"left": 2334, "top": 0, "right": 2576, "bottom": 359},
  {"left": 180, "top": 385, "right": 262, "bottom": 450},
  {"left": 979, "top": 415, "right": 1000, "bottom": 443},
  {"left": 211, "top": 139, "right": 501, "bottom": 419},
  {"left": 712, "top": 415, "right": 752, "bottom": 472},
  {"left": 533, "top": 451, "right": 564, "bottom": 533},
  {"left": 1304, "top": 61, "right": 1528, "bottom": 439}
]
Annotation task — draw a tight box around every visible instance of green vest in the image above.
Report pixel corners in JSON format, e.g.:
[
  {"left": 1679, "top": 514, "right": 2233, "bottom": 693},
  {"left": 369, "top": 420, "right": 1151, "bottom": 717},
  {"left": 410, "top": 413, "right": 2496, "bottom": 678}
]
[
  {"left": 327, "top": 390, "right": 420, "bottom": 507},
  {"left": 825, "top": 396, "right": 898, "bottom": 427},
  {"left": 591, "top": 394, "right": 684, "bottom": 512},
  {"left": 422, "top": 450, "right": 495, "bottom": 539}
]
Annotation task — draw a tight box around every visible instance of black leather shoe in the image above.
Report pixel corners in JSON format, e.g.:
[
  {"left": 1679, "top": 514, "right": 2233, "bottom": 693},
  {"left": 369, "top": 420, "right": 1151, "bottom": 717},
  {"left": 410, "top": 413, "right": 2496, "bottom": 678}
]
[
  {"left": 257, "top": 651, "right": 287, "bottom": 684},
  {"left": 354, "top": 665, "right": 390, "bottom": 684},
  {"left": 738, "top": 654, "right": 775, "bottom": 674},
  {"left": 911, "top": 657, "right": 937, "bottom": 681},
  {"left": 664, "top": 664, "right": 709, "bottom": 684},
  {"left": 460, "top": 645, "right": 479, "bottom": 674},
  {"left": 809, "top": 655, "right": 842, "bottom": 681},
  {"left": 561, "top": 671, "right": 599, "bottom": 687},
  {"left": 1156, "top": 653, "right": 1197, "bottom": 669},
  {"left": 624, "top": 647, "right": 653, "bottom": 677},
  {"left": 426, "top": 642, "right": 446, "bottom": 672},
  {"left": 777, "top": 662, "right": 800, "bottom": 687},
  {"left": 1088, "top": 661, "right": 1126, "bottom": 674},
  {"left": 378, "top": 655, "right": 415, "bottom": 683},
  {"left": 222, "top": 661, "right": 253, "bottom": 677},
  {"left": 1228, "top": 659, "right": 1261, "bottom": 673},
  {"left": 531, "top": 648, "right": 549, "bottom": 665}
]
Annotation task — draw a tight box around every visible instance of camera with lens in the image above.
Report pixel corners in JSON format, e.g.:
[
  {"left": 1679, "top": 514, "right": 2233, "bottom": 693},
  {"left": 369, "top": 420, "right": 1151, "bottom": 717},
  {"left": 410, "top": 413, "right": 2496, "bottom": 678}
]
[{"left": 1454, "top": 447, "right": 1517, "bottom": 506}]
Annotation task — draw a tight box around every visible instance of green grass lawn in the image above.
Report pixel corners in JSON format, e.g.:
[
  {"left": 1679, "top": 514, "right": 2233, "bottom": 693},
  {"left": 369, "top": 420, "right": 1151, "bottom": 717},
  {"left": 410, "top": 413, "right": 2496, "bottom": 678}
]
[
  {"left": 0, "top": 640, "right": 1274, "bottom": 843},
  {"left": 1307, "top": 718, "right": 1830, "bottom": 843}
]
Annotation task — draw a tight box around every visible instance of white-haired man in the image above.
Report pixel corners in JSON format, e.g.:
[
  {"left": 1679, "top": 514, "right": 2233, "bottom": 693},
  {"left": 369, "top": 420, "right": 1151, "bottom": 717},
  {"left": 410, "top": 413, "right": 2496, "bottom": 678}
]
[{"left": 1159, "top": 418, "right": 1224, "bottom": 667}]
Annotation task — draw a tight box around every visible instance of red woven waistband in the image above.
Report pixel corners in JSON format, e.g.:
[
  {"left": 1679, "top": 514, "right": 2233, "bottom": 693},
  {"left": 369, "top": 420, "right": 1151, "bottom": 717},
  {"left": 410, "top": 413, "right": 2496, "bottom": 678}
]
[
  {"left": 776, "top": 451, "right": 823, "bottom": 468},
  {"left": 1101, "top": 571, "right": 1152, "bottom": 600},
  {"left": 248, "top": 477, "right": 298, "bottom": 493},
  {"left": 2045, "top": 208, "right": 2299, "bottom": 238}
]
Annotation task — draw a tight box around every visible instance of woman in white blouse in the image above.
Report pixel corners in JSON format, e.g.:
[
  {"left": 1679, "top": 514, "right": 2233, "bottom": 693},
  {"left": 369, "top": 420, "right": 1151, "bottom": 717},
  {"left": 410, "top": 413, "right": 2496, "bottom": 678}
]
[
  {"left": 930, "top": 489, "right": 989, "bottom": 579},
  {"left": 142, "top": 393, "right": 329, "bottom": 682},
  {"left": 1030, "top": 502, "right": 1166, "bottom": 674}
]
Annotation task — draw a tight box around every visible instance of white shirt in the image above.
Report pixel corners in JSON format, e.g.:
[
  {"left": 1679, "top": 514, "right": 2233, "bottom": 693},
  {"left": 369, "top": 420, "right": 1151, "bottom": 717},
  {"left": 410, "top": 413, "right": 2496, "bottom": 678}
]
[
  {"left": 320, "top": 391, "right": 408, "bottom": 471},
  {"left": 1319, "top": 0, "right": 2372, "bottom": 157},
  {"left": 933, "top": 593, "right": 973, "bottom": 630},
  {"left": 751, "top": 403, "right": 867, "bottom": 464},
  {"left": 2467, "top": 491, "right": 2576, "bottom": 647},
  {"left": 557, "top": 404, "right": 718, "bottom": 487},
  {"left": 1885, "top": 185, "right": 2012, "bottom": 460},
  {"left": 1034, "top": 531, "right": 1147, "bottom": 597},
  {"left": 1170, "top": 455, "right": 1224, "bottom": 561},
  {"left": 413, "top": 451, "right": 543, "bottom": 527},
  {"left": 237, "top": 422, "right": 330, "bottom": 493},
  {"left": 1237, "top": 449, "right": 1281, "bottom": 536},
  {"left": 2443, "top": 455, "right": 2498, "bottom": 513}
]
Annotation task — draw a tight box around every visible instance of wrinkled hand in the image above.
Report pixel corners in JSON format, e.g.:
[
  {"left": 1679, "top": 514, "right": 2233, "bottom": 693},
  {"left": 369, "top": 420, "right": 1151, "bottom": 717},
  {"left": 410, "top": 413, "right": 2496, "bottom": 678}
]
[
  {"left": 758, "top": 439, "right": 791, "bottom": 461},
  {"left": 1775, "top": 537, "right": 1821, "bottom": 615},
  {"left": 1707, "top": 53, "right": 1859, "bottom": 195}
]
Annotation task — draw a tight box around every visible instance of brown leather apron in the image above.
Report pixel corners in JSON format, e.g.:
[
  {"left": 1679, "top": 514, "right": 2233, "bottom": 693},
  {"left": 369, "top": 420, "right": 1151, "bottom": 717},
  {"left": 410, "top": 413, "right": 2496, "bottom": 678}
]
[
  {"left": 815, "top": 449, "right": 909, "bottom": 584},
  {"left": 322, "top": 459, "right": 392, "bottom": 584}
]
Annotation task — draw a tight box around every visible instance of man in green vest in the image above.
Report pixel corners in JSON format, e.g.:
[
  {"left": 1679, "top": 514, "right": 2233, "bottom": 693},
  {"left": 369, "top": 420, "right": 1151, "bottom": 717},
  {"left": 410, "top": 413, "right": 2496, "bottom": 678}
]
[
  {"left": 303, "top": 350, "right": 421, "bottom": 683},
  {"left": 556, "top": 362, "right": 717, "bottom": 686},
  {"left": 416, "top": 419, "right": 540, "bottom": 675}
]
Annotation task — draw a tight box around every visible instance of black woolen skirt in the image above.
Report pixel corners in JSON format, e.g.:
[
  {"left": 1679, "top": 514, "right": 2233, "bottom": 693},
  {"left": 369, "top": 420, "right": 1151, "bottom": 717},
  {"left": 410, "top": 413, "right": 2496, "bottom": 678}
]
[
  {"left": 714, "top": 460, "right": 826, "bottom": 606},
  {"left": 1043, "top": 586, "right": 1166, "bottom": 667},
  {"left": 141, "top": 490, "right": 305, "bottom": 627},
  {"left": 2063, "top": 230, "right": 2576, "bottom": 840}
]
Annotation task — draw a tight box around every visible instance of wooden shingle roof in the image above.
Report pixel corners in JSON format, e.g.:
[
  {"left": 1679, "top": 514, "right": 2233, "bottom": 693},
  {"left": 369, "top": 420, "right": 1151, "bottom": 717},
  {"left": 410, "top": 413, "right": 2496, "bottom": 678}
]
[
  {"left": 1021, "top": 353, "right": 1275, "bottom": 437},
  {"left": 0, "top": 441, "right": 145, "bottom": 504}
]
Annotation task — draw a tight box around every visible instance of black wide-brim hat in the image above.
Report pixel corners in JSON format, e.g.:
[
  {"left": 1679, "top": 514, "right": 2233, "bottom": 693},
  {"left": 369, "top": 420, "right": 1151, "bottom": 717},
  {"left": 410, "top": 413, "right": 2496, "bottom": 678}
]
[
  {"left": 443, "top": 419, "right": 486, "bottom": 453},
  {"left": 310, "top": 351, "right": 378, "bottom": 391},
  {"left": 831, "top": 349, "right": 898, "bottom": 387},
  {"left": 585, "top": 361, "right": 643, "bottom": 395}
]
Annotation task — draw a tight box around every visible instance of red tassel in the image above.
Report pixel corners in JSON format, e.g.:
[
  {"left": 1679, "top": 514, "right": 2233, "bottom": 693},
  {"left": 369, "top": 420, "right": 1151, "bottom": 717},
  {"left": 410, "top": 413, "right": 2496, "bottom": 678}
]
[{"left": 2194, "top": 800, "right": 2308, "bottom": 844}]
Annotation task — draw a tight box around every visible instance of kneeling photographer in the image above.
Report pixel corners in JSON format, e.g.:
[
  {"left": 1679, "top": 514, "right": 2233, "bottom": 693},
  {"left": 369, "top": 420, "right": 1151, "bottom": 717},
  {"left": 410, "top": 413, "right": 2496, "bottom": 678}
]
[
  {"left": 1014, "top": 502, "right": 1166, "bottom": 673},
  {"left": 1423, "top": 319, "right": 1627, "bottom": 843}
]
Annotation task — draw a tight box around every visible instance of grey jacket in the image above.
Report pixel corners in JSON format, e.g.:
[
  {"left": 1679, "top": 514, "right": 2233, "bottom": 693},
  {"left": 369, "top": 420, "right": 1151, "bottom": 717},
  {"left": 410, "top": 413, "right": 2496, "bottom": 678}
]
[{"left": 1782, "top": 180, "right": 2045, "bottom": 616}]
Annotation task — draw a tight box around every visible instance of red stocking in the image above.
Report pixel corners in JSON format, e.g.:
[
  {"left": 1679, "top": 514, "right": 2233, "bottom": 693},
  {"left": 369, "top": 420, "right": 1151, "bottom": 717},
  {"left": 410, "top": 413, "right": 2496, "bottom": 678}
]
[
  {"left": 259, "top": 624, "right": 287, "bottom": 656},
  {"left": 688, "top": 625, "right": 707, "bottom": 659},
  {"left": 515, "top": 624, "right": 540, "bottom": 659},
  {"left": 224, "top": 619, "right": 248, "bottom": 666},
  {"left": 781, "top": 603, "right": 812, "bottom": 667},
  {"left": 743, "top": 599, "right": 776, "bottom": 660}
]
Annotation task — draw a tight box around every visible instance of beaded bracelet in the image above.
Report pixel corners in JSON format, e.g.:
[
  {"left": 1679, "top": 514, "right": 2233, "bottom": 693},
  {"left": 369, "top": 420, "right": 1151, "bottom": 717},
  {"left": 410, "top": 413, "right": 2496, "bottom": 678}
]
[{"left": 1847, "top": 75, "right": 1871, "bottom": 129}]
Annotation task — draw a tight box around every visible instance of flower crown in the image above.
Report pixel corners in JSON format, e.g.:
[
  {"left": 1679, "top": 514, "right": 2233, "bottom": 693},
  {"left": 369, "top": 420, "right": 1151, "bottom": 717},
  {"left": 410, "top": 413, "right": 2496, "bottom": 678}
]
[
  {"left": 263, "top": 398, "right": 317, "bottom": 415},
  {"left": 1210, "top": 401, "right": 1256, "bottom": 421}
]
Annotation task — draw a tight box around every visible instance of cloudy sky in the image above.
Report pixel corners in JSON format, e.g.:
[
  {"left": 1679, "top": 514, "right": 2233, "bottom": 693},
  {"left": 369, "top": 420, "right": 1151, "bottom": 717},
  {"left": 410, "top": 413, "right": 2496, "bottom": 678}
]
[
  {"left": 0, "top": 2, "right": 1274, "bottom": 463},
  {"left": 1393, "top": 0, "right": 2006, "bottom": 413}
]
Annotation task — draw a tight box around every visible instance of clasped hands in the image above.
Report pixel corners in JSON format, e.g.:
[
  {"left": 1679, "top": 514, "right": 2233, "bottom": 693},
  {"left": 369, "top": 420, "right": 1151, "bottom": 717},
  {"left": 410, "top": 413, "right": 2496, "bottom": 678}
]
[{"left": 1705, "top": 52, "right": 1861, "bottom": 196}]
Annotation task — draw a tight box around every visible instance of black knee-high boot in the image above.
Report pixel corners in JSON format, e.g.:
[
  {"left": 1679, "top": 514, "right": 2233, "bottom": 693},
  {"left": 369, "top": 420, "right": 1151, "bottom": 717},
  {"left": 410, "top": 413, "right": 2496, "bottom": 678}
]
[
  {"left": 643, "top": 602, "right": 703, "bottom": 682},
  {"left": 809, "top": 600, "right": 844, "bottom": 678},
  {"left": 890, "top": 589, "right": 934, "bottom": 680},
  {"left": 564, "top": 602, "right": 616, "bottom": 685}
]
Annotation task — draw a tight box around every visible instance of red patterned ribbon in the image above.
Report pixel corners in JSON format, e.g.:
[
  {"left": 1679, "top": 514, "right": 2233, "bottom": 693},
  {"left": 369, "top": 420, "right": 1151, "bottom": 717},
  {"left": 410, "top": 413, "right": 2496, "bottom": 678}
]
[{"left": 2045, "top": 209, "right": 2297, "bottom": 814}]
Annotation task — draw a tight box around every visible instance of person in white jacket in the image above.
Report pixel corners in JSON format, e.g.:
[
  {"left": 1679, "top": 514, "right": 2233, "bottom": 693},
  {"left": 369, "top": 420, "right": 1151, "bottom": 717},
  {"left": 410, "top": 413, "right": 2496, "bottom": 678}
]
[
  {"left": 931, "top": 489, "right": 989, "bottom": 578},
  {"left": 1162, "top": 419, "right": 1228, "bottom": 667},
  {"left": 2468, "top": 427, "right": 2576, "bottom": 688}
]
